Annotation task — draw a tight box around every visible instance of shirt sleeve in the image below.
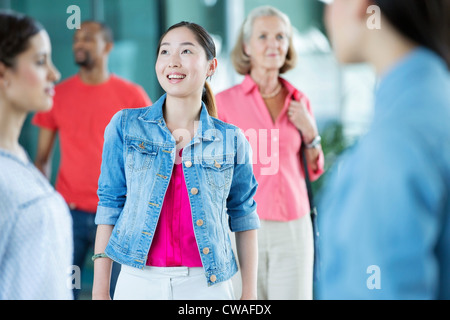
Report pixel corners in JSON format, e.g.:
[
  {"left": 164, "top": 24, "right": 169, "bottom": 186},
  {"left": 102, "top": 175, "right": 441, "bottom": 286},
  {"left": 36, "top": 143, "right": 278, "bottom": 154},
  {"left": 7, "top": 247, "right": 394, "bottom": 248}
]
[
  {"left": 133, "top": 85, "right": 152, "bottom": 108},
  {"left": 438, "top": 208, "right": 450, "bottom": 299},
  {"left": 0, "top": 195, "right": 15, "bottom": 273},
  {"left": 318, "top": 129, "right": 446, "bottom": 299},
  {"left": 308, "top": 149, "right": 325, "bottom": 182},
  {"left": 95, "top": 110, "right": 127, "bottom": 225},
  {"left": 32, "top": 108, "right": 58, "bottom": 130},
  {"left": 0, "top": 205, "right": 45, "bottom": 299},
  {"left": 301, "top": 95, "right": 325, "bottom": 181},
  {"left": 226, "top": 128, "right": 260, "bottom": 232}
]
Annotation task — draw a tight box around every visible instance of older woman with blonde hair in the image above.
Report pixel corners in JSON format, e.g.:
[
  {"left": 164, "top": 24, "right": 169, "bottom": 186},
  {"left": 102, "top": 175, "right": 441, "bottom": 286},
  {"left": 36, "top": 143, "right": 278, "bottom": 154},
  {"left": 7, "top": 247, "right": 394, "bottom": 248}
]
[{"left": 216, "top": 5, "right": 324, "bottom": 300}]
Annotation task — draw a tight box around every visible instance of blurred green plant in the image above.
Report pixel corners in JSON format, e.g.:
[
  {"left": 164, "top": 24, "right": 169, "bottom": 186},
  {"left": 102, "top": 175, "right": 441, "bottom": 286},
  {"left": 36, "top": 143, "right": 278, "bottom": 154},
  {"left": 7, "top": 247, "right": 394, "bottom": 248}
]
[{"left": 312, "top": 120, "right": 351, "bottom": 197}]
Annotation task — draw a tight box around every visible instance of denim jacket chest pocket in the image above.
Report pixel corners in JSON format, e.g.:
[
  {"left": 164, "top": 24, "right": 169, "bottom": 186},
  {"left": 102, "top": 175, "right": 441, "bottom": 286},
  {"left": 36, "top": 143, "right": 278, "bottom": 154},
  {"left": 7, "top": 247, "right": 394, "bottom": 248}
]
[
  {"left": 126, "top": 139, "right": 158, "bottom": 172},
  {"left": 201, "top": 157, "right": 234, "bottom": 190}
]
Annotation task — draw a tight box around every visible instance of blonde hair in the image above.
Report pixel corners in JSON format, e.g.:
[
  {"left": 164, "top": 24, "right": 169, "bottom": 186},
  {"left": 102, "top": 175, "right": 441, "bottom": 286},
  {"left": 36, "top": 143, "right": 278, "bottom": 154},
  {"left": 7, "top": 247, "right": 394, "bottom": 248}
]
[{"left": 231, "top": 6, "right": 298, "bottom": 75}]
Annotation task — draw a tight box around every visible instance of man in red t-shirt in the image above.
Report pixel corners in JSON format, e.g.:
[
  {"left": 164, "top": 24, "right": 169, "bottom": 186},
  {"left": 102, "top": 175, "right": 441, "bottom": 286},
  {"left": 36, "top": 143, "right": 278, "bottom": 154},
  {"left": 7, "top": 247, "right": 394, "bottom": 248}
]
[{"left": 32, "top": 21, "right": 151, "bottom": 299}]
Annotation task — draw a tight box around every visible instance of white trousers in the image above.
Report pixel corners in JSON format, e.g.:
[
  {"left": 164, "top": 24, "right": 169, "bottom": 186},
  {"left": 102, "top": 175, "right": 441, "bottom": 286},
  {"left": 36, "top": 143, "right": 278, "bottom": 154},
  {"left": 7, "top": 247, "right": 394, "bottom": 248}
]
[
  {"left": 231, "top": 214, "right": 314, "bottom": 300},
  {"left": 114, "top": 265, "right": 235, "bottom": 300}
]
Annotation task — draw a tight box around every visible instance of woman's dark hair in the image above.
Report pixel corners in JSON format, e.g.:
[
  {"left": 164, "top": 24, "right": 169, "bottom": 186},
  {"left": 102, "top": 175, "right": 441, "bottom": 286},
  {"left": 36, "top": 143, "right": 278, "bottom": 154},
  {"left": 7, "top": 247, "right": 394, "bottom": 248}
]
[
  {"left": 374, "top": 0, "right": 450, "bottom": 68},
  {"left": 0, "top": 10, "right": 44, "bottom": 68},
  {"left": 157, "top": 21, "right": 218, "bottom": 118}
]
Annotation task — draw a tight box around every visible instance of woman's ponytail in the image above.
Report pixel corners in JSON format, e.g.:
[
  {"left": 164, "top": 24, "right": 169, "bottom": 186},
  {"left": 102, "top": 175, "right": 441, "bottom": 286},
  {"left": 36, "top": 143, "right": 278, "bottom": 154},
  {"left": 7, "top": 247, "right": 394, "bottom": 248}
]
[{"left": 202, "top": 81, "right": 218, "bottom": 118}]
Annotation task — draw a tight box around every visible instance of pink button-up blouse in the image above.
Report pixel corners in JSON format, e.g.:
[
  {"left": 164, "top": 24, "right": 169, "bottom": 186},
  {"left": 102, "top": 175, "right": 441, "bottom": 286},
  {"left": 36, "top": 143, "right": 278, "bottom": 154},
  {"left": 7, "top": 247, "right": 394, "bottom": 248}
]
[
  {"left": 147, "top": 150, "right": 202, "bottom": 267},
  {"left": 215, "top": 75, "right": 324, "bottom": 222}
]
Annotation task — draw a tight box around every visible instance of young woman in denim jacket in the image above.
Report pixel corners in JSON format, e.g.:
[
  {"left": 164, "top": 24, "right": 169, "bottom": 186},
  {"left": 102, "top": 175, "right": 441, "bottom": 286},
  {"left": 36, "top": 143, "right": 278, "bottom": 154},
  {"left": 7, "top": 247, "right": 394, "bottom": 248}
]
[{"left": 92, "top": 22, "right": 260, "bottom": 300}]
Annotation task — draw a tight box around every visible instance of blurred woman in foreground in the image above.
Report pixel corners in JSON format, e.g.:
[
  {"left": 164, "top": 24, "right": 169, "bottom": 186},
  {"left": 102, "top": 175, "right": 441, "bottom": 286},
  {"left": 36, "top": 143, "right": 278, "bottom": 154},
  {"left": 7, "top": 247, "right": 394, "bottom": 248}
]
[
  {"left": 0, "top": 10, "right": 73, "bottom": 299},
  {"left": 319, "top": 0, "right": 450, "bottom": 299}
]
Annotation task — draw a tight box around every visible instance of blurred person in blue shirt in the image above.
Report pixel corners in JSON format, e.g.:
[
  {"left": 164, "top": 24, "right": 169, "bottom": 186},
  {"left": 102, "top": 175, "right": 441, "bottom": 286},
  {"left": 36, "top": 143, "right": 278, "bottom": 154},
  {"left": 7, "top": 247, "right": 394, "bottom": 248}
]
[
  {"left": 0, "top": 11, "right": 73, "bottom": 299},
  {"left": 318, "top": 0, "right": 450, "bottom": 299}
]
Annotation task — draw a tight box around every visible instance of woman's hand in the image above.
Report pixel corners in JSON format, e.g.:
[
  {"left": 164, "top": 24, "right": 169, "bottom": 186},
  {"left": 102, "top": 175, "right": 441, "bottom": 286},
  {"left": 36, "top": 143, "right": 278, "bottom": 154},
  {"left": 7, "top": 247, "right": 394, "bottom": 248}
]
[
  {"left": 288, "top": 97, "right": 322, "bottom": 172},
  {"left": 287, "top": 98, "right": 318, "bottom": 144}
]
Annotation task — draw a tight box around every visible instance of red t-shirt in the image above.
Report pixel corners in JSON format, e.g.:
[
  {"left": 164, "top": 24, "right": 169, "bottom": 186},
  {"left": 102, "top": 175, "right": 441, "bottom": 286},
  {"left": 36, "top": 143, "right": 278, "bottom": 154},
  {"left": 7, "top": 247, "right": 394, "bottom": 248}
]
[{"left": 32, "top": 74, "right": 151, "bottom": 213}]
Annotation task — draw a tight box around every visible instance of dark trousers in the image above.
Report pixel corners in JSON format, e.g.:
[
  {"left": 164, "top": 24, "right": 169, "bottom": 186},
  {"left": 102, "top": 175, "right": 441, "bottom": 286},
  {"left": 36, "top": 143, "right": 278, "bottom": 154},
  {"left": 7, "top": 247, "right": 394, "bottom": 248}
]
[{"left": 71, "top": 209, "right": 120, "bottom": 299}]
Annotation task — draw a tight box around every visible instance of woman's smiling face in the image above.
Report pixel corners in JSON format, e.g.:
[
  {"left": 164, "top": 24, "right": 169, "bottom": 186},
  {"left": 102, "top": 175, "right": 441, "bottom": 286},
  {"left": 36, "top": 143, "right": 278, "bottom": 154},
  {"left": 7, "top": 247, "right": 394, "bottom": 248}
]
[{"left": 155, "top": 26, "right": 215, "bottom": 100}]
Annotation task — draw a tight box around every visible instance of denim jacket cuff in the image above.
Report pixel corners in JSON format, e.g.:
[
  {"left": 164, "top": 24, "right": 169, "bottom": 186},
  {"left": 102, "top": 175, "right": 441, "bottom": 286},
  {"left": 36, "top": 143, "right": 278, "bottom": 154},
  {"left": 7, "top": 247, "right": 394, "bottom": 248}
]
[
  {"left": 95, "top": 206, "right": 122, "bottom": 225},
  {"left": 229, "top": 210, "right": 260, "bottom": 232}
]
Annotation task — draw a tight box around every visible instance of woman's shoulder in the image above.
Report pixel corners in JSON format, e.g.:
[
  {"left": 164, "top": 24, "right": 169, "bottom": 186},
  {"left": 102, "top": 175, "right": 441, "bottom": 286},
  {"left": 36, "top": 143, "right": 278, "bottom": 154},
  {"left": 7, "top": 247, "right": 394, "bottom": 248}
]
[
  {"left": 216, "top": 82, "right": 246, "bottom": 100},
  {"left": 210, "top": 117, "right": 248, "bottom": 144},
  {"left": 120, "top": 95, "right": 167, "bottom": 122},
  {"left": 211, "top": 116, "right": 240, "bottom": 131},
  {"left": 108, "top": 105, "right": 154, "bottom": 125},
  {"left": 0, "top": 157, "right": 52, "bottom": 215},
  {"left": 119, "top": 105, "right": 153, "bottom": 116}
]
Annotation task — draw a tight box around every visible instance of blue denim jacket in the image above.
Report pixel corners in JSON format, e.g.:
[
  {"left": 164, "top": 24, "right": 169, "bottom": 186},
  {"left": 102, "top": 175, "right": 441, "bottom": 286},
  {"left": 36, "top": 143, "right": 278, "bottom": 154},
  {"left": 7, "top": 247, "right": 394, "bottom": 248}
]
[{"left": 96, "top": 94, "right": 260, "bottom": 286}]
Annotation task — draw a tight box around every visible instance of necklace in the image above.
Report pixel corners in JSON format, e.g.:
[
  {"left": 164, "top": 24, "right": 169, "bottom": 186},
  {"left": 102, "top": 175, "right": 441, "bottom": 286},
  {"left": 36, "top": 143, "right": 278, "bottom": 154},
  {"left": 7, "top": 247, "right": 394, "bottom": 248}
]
[{"left": 260, "top": 83, "right": 282, "bottom": 99}]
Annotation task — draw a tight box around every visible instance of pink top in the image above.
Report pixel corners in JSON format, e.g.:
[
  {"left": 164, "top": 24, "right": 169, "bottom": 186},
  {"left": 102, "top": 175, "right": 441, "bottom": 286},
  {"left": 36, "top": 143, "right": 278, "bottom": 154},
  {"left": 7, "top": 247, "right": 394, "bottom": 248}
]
[
  {"left": 147, "top": 150, "right": 202, "bottom": 267},
  {"left": 215, "top": 75, "right": 325, "bottom": 222}
]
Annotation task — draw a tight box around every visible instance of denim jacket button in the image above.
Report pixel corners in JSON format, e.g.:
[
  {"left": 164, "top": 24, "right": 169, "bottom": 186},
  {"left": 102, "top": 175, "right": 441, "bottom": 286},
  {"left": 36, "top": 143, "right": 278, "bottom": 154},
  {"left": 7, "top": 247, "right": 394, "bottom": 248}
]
[
  {"left": 196, "top": 219, "right": 204, "bottom": 227},
  {"left": 185, "top": 161, "right": 192, "bottom": 168},
  {"left": 191, "top": 187, "right": 199, "bottom": 195},
  {"left": 202, "top": 247, "right": 210, "bottom": 255},
  {"left": 210, "top": 275, "right": 217, "bottom": 282}
]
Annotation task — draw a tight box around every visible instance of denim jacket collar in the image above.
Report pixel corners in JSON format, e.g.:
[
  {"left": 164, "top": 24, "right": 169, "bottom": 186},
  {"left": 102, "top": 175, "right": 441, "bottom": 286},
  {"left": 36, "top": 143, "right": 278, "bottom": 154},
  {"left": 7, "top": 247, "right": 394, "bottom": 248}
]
[{"left": 138, "top": 94, "right": 220, "bottom": 143}]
